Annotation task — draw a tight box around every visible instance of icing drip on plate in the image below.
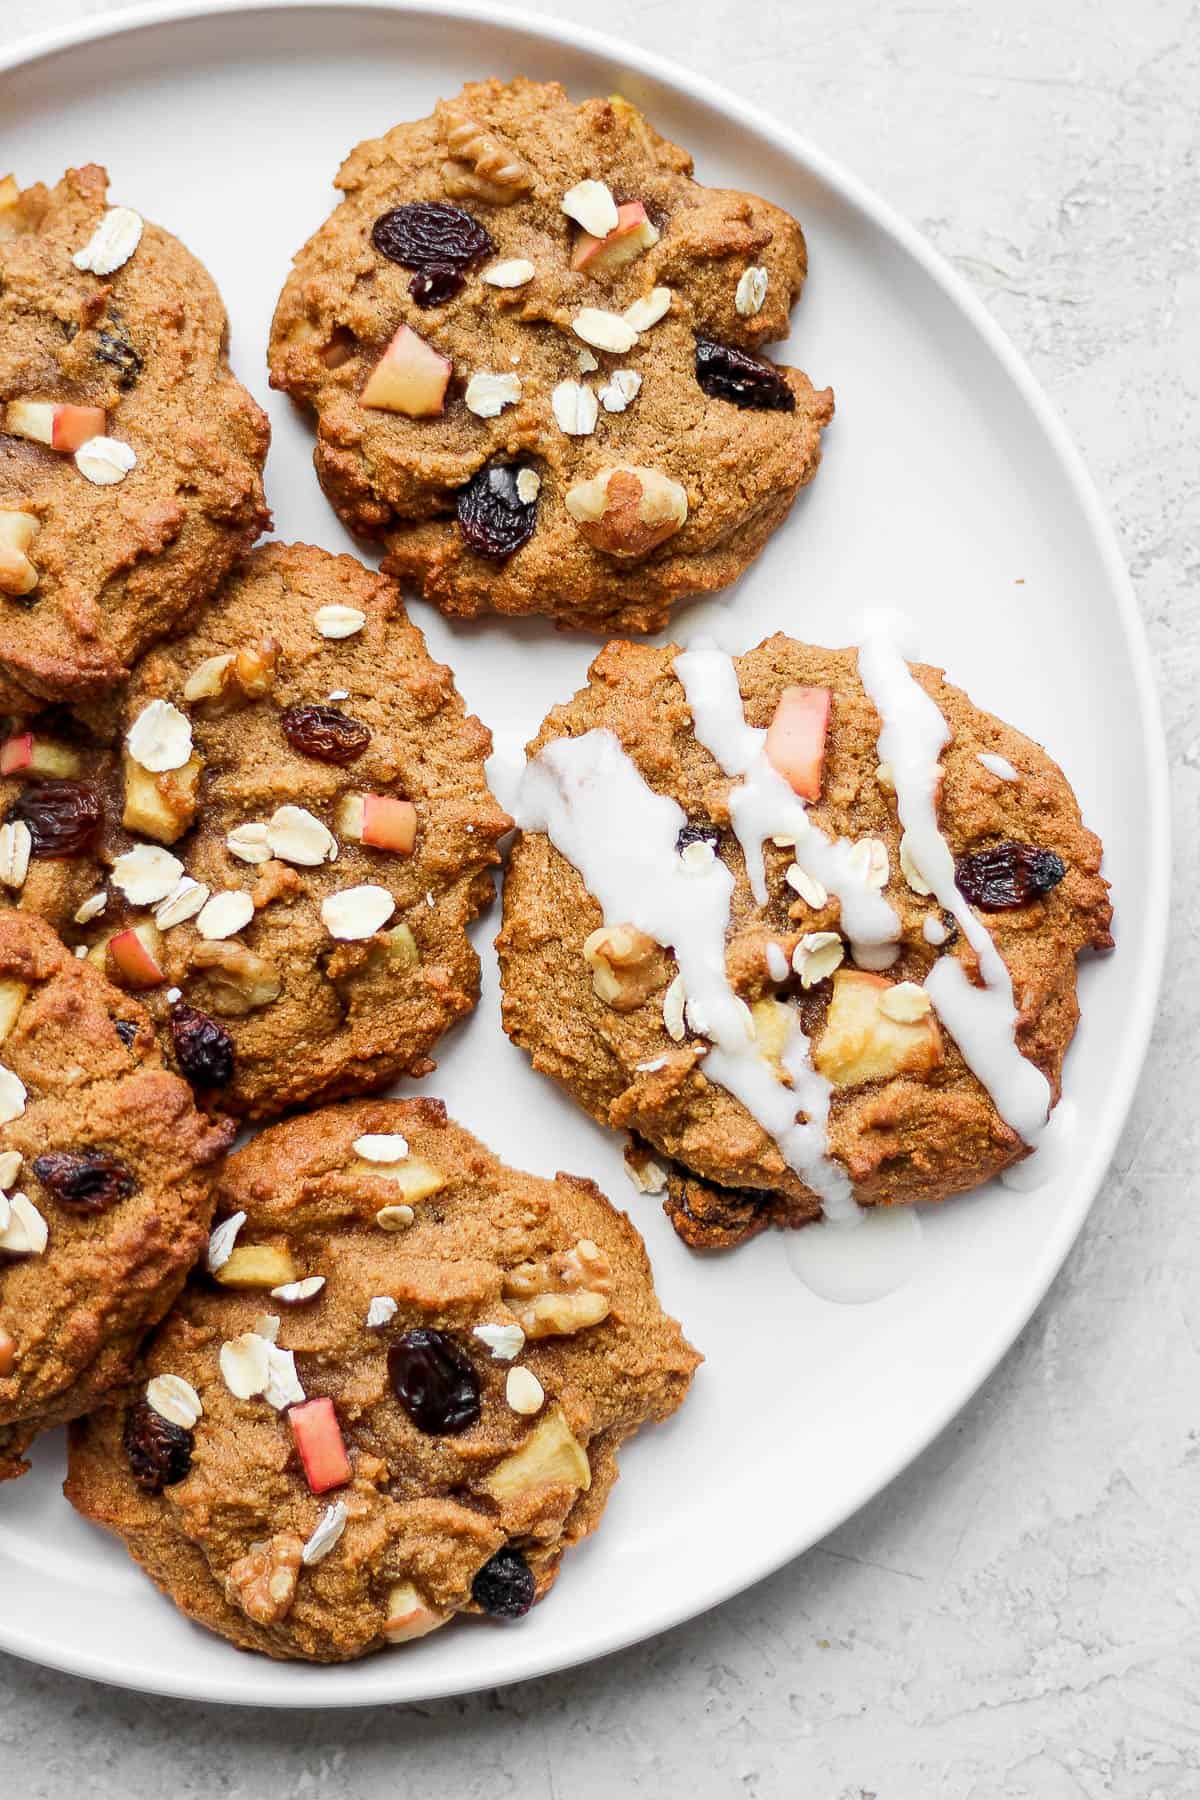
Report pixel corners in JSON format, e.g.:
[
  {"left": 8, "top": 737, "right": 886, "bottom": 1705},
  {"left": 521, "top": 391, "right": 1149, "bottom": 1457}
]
[
  {"left": 856, "top": 617, "right": 1051, "bottom": 1146},
  {"left": 515, "top": 728, "right": 856, "bottom": 1217},
  {"left": 673, "top": 643, "right": 901, "bottom": 971}
]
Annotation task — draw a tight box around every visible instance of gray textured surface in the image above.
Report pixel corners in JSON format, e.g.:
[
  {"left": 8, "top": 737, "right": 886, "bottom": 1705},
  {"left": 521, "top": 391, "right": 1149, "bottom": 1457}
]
[{"left": 0, "top": 0, "right": 1194, "bottom": 1793}]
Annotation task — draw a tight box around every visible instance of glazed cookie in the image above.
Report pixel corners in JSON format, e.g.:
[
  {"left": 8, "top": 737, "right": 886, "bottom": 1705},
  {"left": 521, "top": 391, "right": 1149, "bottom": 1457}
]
[
  {"left": 0, "top": 542, "right": 511, "bottom": 1117},
  {"left": 497, "top": 630, "right": 1114, "bottom": 1249},
  {"left": 269, "top": 78, "right": 832, "bottom": 634},
  {"left": 65, "top": 1098, "right": 700, "bottom": 1661},
  {"left": 0, "top": 164, "right": 270, "bottom": 708},
  {"left": 0, "top": 910, "right": 232, "bottom": 1481}
]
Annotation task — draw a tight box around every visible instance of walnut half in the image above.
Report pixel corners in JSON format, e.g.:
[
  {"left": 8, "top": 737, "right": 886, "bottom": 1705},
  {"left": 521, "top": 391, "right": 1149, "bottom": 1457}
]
[
  {"left": 565, "top": 465, "right": 688, "bottom": 558},
  {"left": 437, "top": 102, "right": 533, "bottom": 204},
  {"left": 224, "top": 1532, "right": 304, "bottom": 1626}
]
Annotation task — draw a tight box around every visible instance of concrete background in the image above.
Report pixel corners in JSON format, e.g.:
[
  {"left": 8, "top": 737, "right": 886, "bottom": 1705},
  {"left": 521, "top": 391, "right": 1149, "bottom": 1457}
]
[{"left": 1, "top": 0, "right": 1195, "bottom": 1793}]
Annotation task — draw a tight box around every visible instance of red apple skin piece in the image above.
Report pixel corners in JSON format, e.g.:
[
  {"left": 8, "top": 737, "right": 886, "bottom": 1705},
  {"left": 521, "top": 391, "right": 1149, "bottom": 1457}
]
[
  {"left": 107, "top": 928, "right": 165, "bottom": 990},
  {"left": 0, "top": 734, "right": 33, "bottom": 776},
  {"left": 289, "top": 1396, "right": 353, "bottom": 1495},
  {"left": 360, "top": 325, "right": 451, "bottom": 417},
  {"left": 51, "top": 404, "right": 107, "bottom": 453},
  {"left": 571, "top": 201, "right": 659, "bottom": 275},
  {"left": 362, "top": 794, "right": 417, "bottom": 855},
  {"left": 765, "top": 685, "right": 832, "bottom": 801}
]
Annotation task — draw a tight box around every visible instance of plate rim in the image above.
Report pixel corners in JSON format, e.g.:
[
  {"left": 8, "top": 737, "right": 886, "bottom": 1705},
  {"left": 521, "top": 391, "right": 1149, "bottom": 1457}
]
[{"left": 0, "top": 0, "right": 1171, "bottom": 1708}]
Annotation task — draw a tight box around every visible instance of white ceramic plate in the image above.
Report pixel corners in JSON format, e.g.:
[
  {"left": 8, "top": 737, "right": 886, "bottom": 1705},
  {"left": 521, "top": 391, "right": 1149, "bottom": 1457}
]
[{"left": 0, "top": 0, "right": 1168, "bottom": 1708}]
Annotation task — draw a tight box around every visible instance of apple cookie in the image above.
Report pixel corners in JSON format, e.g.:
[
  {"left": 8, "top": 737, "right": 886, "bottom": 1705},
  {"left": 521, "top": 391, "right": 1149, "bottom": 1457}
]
[
  {"left": 268, "top": 78, "right": 833, "bottom": 635},
  {"left": 0, "top": 542, "right": 511, "bottom": 1117},
  {"left": 0, "top": 163, "right": 270, "bottom": 709},
  {"left": 0, "top": 910, "right": 232, "bottom": 1481},
  {"left": 64, "top": 1097, "right": 700, "bottom": 1661},
  {"left": 496, "top": 628, "right": 1114, "bottom": 1249}
]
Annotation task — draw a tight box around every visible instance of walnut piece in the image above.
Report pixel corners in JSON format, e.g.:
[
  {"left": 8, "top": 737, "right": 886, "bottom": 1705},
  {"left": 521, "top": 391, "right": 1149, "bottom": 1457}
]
[
  {"left": 582, "top": 922, "right": 659, "bottom": 1009},
  {"left": 564, "top": 465, "right": 688, "bottom": 558},
  {"left": 438, "top": 103, "right": 533, "bottom": 204},
  {"left": 224, "top": 1532, "right": 304, "bottom": 1625},
  {"left": 188, "top": 940, "right": 283, "bottom": 1015},
  {"left": 503, "top": 1238, "right": 612, "bottom": 1340},
  {"left": 182, "top": 637, "right": 279, "bottom": 712}
]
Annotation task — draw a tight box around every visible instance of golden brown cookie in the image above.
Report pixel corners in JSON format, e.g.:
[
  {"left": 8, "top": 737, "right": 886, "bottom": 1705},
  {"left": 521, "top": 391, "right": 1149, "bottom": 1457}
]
[
  {"left": 0, "top": 910, "right": 232, "bottom": 1481},
  {"left": 65, "top": 1097, "right": 700, "bottom": 1661},
  {"left": 268, "top": 79, "right": 832, "bottom": 634},
  {"left": 0, "top": 542, "right": 511, "bottom": 1117},
  {"left": 496, "top": 634, "right": 1114, "bottom": 1248},
  {"left": 0, "top": 164, "right": 270, "bottom": 708}
]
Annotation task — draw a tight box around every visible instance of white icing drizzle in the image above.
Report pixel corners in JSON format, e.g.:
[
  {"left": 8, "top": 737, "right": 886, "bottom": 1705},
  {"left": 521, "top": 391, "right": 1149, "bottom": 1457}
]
[
  {"left": 856, "top": 620, "right": 1051, "bottom": 1145},
  {"left": 787, "top": 1204, "right": 923, "bottom": 1304},
  {"left": 672, "top": 644, "right": 901, "bottom": 971},
  {"left": 765, "top": 941, "right": 790, "bottom": 982},
  {"left": 978, "top": 751, "right": 1019, "bottom": 782},
  {"left": 516, "top": 729, "right": 855, "bottom": 1217},
  {"left": 922, "top": 915, "right": 948, "bottom": 946}
]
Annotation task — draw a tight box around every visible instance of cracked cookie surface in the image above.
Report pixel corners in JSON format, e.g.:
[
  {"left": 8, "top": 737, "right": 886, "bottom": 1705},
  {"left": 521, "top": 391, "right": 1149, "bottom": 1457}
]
[
  {"left": 268, "top": 78, "right": 832, "bottom": 634},
  {"left": 497, "top": 635, "right": 1114, "bottom": 1249},
  {"left": 0, "top": 164, "right": 269, "bottom": 708},
  {"left": 0, "top": 910, "right": 231, "bottom": 1481},
  {"left": 0, "top": 542, "right": 510, "bottom": 1118},
  {"left": 65, "top": 1098, "right": 699, "bottom": 1661}
]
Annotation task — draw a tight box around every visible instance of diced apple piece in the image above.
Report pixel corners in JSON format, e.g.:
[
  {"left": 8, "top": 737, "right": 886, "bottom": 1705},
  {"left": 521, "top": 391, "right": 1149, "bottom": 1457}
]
[
  {"left": 336, "top": 792, "right": 417, "bottom": 854},
  {"left": 0, "top": 511, "right": 39, "bottom": 598},
  {"left": 30, "top": 740, "right": 83, "bottom": 777},
  {"left": 0, "top": 734, "right": 32, "bottom": 775},
  {"left": 813, "top": 969, "right": 943, "bottom": 1088},
  {"left": 571, "top": 200, "right": 660, "bottom": 275},
  {"left": 214, "top": 1243, "right": 297, "bottom": 1289},
  {"left": 288, "top": 1396, "right": 352, "bottom": 1495},
  {"left": 750, "top": 997, "right": 791, "bottom": 1070},
  {"left": 0, "top": 979, "right": 28, "bottom": 1044},
  {"left": 382, "top": 922, "right": 420, "bottom": 968},
  {"left": 360, "top": 325, "right": 451, "bottom": 417},
  {"left": 5, "top": 400, "right": 106, "bottom": 452},
  {"left": 481, "top": 1405, "right": 591, "bottom": 1505},
  {"left": 383, "top": 1582, "right": 450, "bottom": 1645},
  {"left": 106, "top": 924, "right": 165, "bottom": 991},
  {"left": 121, "top": 748, "right": 202, "bottom": 844},
  {"left": 0, "top": 176, "right": 19, "bottom": 211},
  {"left": 1, "top": 734, "right": 82, "bottom": 778},
  {"left": 357, "top": 1154, "right": 446, "bottom": 1203},
  {"left": 765, "top": 685, "right": 831, "bottom": 802}
]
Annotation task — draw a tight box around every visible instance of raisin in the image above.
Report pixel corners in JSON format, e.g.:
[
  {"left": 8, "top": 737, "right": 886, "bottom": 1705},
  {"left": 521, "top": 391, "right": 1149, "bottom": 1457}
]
[
  {"left": 95, "top": 318, "right": 143, "bottom": 390},
  {"left": 32, "top": 1149, "right": 135, "bottom": 1214},
  {"left": 123, "top": 1399, "right": 193, "bottom": 1494},
  {"left": 7, "top": 778, "right": 103, "bottom": 858},
  {"left": 954, "top": 842, "right": 1066, "bottom": 911},
  {"left": 457, "top": 464, "right": 538, "bottom": 560},
  {"left": 171, "top": 1003, "right": 234, "bottom": 1087},
  {"left": 471, "top": 1547, "right": 536, "bottom": 1620},
  {"left": 935, "top": 909, "right": 959, "bottom": 947},
  {"left": 281, "top": 705, "right": 370, "bottom": 766},
  {"left": 676, "top": 823, "right": 721, "bottom": 856},
  {"left": 114, "top": 1019, "right": 138, "bottom": 1048},
  {"left": 409, "top": 265, "right": 465, "bottom": 308},
  {"left": 388, "top": 1328, "right": 480, "bottom": 1435},
  {"left": 694, "top": 336, "right": 796, "bottom": 412},
  {"left": 371, "top": 202, "right": 494, "bottom": 272}
]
